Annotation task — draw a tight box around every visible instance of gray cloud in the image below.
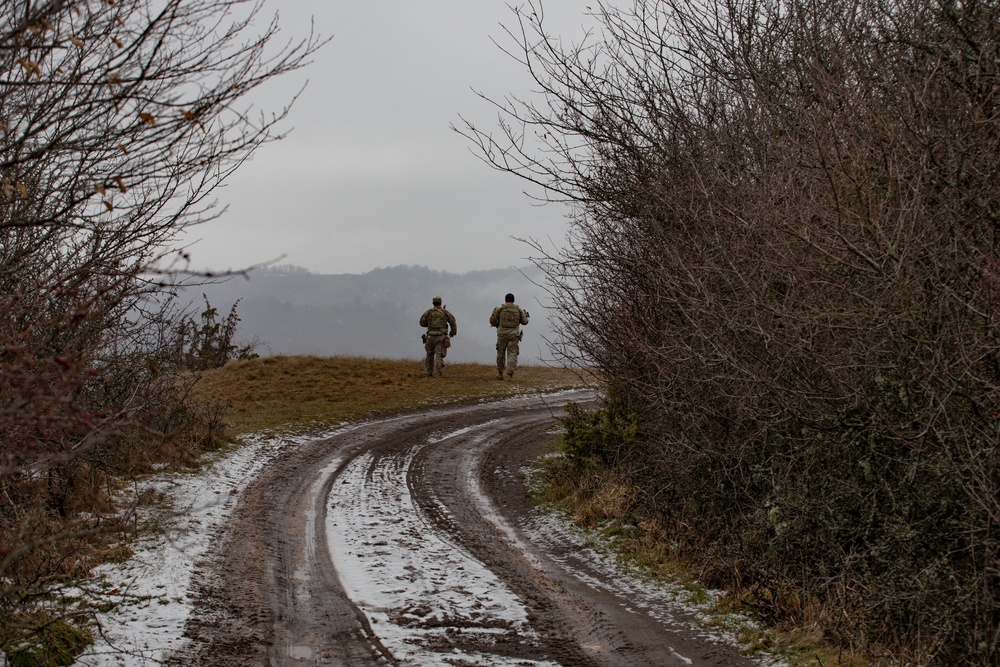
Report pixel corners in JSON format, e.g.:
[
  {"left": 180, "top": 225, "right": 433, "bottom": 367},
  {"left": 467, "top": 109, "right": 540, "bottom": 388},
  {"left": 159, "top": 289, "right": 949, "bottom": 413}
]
[{"left": 179, "top": 1, "right": 595, "bottom": 275}]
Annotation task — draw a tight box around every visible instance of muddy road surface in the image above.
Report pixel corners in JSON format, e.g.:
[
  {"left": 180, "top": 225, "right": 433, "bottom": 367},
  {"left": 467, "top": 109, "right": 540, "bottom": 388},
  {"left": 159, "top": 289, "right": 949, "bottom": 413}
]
[{"left": 166, "top": 390, "right": 760, "bottom": 667}]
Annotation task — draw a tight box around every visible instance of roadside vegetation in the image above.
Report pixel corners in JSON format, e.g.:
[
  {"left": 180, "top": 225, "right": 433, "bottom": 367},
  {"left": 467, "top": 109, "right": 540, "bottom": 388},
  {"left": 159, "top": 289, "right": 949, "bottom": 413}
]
[
  {"left": 537, "top": 401, "right": 880, "bottom": 667},
  {"left": 0, "top": 0, "right": 322, "bottom": 662},
  {"left": 461, "top": 0, "right": 1000, "bottom": 664}
]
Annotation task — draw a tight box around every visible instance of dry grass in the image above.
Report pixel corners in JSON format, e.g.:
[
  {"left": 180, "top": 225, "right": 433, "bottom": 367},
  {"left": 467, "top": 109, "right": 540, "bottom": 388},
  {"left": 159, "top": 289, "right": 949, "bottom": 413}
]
[{"left": 189, "top": 355, "right": 590, "bottom": 436}]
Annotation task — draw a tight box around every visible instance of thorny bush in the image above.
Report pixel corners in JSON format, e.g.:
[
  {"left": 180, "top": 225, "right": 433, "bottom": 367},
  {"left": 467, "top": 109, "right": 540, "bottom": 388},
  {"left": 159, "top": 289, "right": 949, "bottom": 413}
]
[
  {"left": 463, "top": 0, "right": 1000, "bottom": 662},
  {"left": 0, "top": 0, "right": 320, "bottom": 660}
]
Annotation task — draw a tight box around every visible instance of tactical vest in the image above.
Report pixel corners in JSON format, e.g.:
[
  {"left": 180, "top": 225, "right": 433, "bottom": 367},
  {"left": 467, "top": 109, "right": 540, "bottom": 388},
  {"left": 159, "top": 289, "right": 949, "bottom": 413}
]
[{"left": 498, "top": 304, "right": 521, "bottom": 328}]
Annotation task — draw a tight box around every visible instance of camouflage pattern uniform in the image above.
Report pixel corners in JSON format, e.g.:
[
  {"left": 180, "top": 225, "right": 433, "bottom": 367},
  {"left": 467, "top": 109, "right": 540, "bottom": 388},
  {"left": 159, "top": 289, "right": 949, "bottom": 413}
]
[
  {"left": 489, "top": 296, "right": 528, "bottom": 379},
  {"left": 419, "top": 298, "right": 457, "bottom": 378}
]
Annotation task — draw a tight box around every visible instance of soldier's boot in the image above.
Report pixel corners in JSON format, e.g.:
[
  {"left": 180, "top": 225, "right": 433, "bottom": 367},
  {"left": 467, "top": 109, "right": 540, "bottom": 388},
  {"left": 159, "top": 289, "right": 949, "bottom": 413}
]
[{"left": 496, "top": 370, "right": 504, "bottom": 380}]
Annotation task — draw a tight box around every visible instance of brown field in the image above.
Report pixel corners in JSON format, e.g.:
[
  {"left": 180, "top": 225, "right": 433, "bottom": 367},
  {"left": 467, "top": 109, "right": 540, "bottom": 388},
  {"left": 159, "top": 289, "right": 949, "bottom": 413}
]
[{"left": 190, "top": 355, "right": 591, "bottom": 436}]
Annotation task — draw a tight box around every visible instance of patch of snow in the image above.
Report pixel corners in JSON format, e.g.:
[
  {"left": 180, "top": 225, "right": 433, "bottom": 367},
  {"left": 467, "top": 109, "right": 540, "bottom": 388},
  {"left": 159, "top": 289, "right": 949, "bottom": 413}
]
[
  {"left": 514, "top": 465, "right": 786, "bottom": 666},
  {"left": 327, "top": 441, "right": 559, "bottom": 667},
  {"left": 70, "top": 430, "right": 323, "bottom": 666}
]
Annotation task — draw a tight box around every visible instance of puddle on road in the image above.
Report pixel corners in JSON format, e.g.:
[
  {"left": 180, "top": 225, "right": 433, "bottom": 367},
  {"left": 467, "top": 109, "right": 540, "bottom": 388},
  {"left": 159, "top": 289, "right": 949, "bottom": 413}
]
[{"left": 286, "top": 644, "right": 314, "bottom": 661}]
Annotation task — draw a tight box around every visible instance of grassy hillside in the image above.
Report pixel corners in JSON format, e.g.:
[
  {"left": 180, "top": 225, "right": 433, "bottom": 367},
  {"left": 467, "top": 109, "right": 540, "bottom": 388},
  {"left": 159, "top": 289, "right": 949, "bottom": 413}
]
[{"left": 191, "top": 356, "right": 591, "bottom": 436}]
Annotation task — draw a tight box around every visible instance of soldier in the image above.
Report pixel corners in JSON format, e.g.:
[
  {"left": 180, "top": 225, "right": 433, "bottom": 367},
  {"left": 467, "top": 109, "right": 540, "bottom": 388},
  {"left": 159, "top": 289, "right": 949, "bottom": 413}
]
[
  {"left": 419, "top": 296, "right": 457, "bottom": 378},
  {"left": 489, "top": 292, "right": 529, "bottom": 380}
]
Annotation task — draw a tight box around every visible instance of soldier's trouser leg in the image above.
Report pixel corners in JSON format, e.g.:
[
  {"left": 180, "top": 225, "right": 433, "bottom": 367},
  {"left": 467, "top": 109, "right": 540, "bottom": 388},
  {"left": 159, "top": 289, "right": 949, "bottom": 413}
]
[
  {"left": 425, "top": 334, "right": 447, "bottom": 377},
  {"left": 506, "top": 338, "right": 520, "bottom": 376},
  {"left": 496, "top": 337, "right": 507, "bottom": 373},
  {"left": 425, "top": 335, "right": 440, "bottom": 376},
  {"left": 432, "top": 338, "right": 446, "bottom": 377}
]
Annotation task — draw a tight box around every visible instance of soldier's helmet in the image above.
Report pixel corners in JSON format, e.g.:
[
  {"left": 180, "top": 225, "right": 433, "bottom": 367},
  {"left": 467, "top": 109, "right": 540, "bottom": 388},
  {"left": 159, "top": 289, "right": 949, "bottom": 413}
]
[{"left": 432, "top": 296, "right": 442, "bottom": 305}]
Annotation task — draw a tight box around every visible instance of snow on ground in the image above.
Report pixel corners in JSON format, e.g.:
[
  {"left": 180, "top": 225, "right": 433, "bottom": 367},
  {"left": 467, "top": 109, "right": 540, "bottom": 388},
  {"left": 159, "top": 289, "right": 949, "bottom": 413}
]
[
  {"left": 70, "top": 429, "right": 333, "bottom": 666},
  {"left": 60, "top": 400, "right": 778, "bottom": 667},
  {"left": 327, "top": 424, "right": 560, "bottom": 667},
  {"left": 517, "top": 497, "right": 779, "bottom": 664}
]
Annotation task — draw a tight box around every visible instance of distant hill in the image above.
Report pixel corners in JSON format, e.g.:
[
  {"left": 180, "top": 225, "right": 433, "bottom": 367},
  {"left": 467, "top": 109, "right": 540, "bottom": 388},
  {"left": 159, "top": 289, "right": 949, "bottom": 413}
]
[{"left": 179, "top": 264, "right": 560, "bottom": 365}]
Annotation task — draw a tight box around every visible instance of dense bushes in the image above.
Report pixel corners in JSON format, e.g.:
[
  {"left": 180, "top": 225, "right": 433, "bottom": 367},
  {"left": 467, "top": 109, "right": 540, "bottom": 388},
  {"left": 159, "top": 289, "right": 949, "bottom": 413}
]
[
  {"left": 1, "top": 0, "right": 317, "bottom": 660},
  {"left": 560, "top": 390, "right": 641, "bottom": 470},
  {"left": 468, "top": 0, "right": 1000, "bottom": 662},
  {"left": 0, "top": 266, "right": 236, "bottom": 660}
]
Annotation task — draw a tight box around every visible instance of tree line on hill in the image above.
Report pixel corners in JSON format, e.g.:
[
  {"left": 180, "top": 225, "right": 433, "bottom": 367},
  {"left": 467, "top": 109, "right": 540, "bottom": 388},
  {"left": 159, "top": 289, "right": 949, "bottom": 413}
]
[{"left": 182, "top": 264, "right": 558, "bottom": 365}]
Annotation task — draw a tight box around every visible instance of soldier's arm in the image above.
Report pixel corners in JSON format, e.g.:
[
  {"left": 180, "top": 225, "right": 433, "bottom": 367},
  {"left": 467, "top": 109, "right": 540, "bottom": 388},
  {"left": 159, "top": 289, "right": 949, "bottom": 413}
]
[
  {"left": 521, "top": 307, "right": 529, "bottom": 325},
  {"left": 448, "top": 312, "right": 457, "bottom": 336},
  {"left": 489, "top": 307, "right": 499, "bottom": 327}
]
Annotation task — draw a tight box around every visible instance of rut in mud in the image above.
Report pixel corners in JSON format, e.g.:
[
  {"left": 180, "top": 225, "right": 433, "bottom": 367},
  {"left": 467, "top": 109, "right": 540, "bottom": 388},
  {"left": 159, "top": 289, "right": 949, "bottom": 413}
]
[{"left": 165, "top": 390, "right": 763, "bottom": 667}]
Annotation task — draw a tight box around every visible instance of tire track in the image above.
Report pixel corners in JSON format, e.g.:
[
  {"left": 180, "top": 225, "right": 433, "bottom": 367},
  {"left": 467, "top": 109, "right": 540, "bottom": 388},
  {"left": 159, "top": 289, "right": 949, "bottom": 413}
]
[{"left": 167, "top": 390, "right": 763, "bottom": 667}]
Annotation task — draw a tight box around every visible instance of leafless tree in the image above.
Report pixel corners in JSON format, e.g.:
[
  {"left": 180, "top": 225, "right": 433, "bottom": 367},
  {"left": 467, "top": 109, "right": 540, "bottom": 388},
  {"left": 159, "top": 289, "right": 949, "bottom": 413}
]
[
  {"left": 0, "top": 0, "right": 322, "bottom": 659},
  {"left": 460, "top": 0, "right": 999, "bottom": 662}
]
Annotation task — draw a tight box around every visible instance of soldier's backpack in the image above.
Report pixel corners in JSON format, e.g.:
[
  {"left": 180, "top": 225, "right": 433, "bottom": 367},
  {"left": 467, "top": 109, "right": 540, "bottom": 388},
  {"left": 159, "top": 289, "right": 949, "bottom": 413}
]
[
  {"left": 426, "top": 308, "right": 448, "bottom": 330},
  {"left": 498, "top": 304, "right": 521, "bottom": 328}
]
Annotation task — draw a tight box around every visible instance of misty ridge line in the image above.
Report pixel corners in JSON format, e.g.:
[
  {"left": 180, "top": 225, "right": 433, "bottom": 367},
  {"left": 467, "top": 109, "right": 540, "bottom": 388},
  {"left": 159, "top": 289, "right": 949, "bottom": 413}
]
[{"left": 181, "top": 264, "right": 558, "bottom": 364}]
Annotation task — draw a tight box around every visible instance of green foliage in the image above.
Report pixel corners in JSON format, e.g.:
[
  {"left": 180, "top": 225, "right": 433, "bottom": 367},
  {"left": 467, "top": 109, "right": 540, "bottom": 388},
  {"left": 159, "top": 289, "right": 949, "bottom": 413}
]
[
  {"left": 175, "top": 295, "right": 258, "bottom": 370},
  {"left": 590, "top": 373, "right": 1000, "bottom": 663},
  {"left": 3, "top": 619, "right": 91, "bottom": 667},
  {"left": 560, "top": 394, "right": 641, "bottom": 469}
]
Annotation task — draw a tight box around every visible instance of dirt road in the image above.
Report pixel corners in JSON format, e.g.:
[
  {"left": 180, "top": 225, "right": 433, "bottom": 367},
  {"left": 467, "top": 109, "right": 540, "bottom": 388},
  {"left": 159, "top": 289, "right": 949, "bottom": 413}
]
[{"left": 166, "top": 390, "right": 761, "bottom": 667}]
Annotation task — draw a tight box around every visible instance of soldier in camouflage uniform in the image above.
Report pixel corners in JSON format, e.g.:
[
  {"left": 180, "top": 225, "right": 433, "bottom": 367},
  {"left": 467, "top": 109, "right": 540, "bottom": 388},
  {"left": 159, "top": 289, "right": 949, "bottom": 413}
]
[
  {"left": 419, "top": 296, "right": 457, "bottom": 378},
  {"left": 489, "top": 293, "right": 529, "bottom": 380}
]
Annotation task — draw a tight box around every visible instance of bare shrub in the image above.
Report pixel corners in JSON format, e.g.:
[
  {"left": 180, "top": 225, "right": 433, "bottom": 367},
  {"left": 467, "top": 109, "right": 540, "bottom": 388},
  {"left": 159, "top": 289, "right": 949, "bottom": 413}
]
[
  {"left": 0, "top": 0, "right": 321, "bottom": 658},
  {"left": 462, "top": 0, "right": 1000, "bottom": 661}
]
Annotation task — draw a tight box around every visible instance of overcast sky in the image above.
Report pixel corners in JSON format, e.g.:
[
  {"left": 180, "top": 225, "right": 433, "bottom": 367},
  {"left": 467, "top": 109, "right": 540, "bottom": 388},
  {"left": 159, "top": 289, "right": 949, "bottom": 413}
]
[{"left": 178, "top": 1, "right": 599, "bottom": 276}]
